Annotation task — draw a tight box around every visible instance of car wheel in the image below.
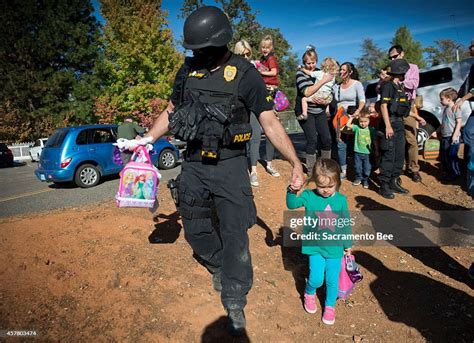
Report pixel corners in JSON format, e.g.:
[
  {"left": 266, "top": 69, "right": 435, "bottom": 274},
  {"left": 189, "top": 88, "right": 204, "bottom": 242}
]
[
  {"left": 74, "top": 164, "right": 100, "bottom": 188},
  {"left": 417, "top": 123, "right": 435, "bottom": 151},
  {"left": 158, "top": 149, "right": 177, "bottom": 169}
]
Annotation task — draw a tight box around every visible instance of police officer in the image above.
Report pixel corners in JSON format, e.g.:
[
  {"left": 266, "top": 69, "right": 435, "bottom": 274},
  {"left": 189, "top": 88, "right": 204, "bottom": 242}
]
[
  {"left": 143, "top": 6, "right": 304, "bottom": 336},
  {"left": 378, "top": 58, "right": 412, "bottom": 199}
]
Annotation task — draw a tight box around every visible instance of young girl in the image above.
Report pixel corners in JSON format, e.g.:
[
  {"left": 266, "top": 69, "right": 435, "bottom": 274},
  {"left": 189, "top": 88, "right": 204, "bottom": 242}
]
[
  {"left": 258, "top": 35, "right": 280, "bottom": 177},
  {"left": 299, "top": 57, "right": 339, "bottom": 120},
  {"left": 286, "top": 159, "right": 352, "bottom": 325}
]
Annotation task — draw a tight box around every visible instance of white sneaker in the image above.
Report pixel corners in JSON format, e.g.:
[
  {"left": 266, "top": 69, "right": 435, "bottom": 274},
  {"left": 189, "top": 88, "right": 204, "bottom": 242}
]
[
  {"left": 266, "top": 165, "right": 280, "bottom": 177},
  {"left": 250, "top": 172, "right": 259, "bottom": 187}
]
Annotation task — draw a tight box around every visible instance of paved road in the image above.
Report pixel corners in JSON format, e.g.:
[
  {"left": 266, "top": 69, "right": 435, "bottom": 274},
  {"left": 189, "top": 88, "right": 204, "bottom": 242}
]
[
  {"left": 0, "top": 134, "right": 307, "bottom": 218},
  {"left": 0, "top": 161, "right": 182, "bottom": 218}
]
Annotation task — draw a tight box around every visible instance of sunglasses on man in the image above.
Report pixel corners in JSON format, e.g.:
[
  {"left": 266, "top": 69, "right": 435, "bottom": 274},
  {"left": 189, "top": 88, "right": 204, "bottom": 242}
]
[{"left": 389, "top": 53, "right": 400, "bottom": 60}]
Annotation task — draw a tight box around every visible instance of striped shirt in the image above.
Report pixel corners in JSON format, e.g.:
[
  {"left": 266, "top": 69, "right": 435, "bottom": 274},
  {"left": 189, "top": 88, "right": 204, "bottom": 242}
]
[{"left": 295, "top": 70, "right": 325, "bottom": 115}]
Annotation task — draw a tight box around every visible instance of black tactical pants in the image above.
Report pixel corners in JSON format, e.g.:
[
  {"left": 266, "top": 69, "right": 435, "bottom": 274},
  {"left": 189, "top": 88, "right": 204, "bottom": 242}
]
[
  {"left": 379, "top": 118, "right": 406, "bottom": 185},
  {"left": 178, "top": 155, "right": 256, "bottom": 310}
]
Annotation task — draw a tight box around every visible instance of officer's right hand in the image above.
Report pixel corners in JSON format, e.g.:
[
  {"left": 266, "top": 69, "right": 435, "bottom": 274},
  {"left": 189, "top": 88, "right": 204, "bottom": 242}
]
[{"left": 385, "top": 125, "right": 394, "bottom": 139}]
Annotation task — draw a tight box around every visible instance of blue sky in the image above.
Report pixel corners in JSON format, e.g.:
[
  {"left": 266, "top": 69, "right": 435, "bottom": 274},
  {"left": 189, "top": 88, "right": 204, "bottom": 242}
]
[{"left": 94, "top": 0, "right": 474, "bottom": 64}]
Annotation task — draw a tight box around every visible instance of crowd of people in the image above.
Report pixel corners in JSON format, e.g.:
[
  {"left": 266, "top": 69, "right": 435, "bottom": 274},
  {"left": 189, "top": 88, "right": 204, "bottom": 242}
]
[
  {"left": 140, "top": 6, "right": 473, "bottom": 336},
  {"left": 233, "top": 37, "right": 474, "bottom": 200}
]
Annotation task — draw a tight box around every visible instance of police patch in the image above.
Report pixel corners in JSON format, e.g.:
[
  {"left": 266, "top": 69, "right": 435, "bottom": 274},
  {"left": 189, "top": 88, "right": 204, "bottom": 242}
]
[{"left": 224, "top": 65, "right": 237, "bottom": 82}]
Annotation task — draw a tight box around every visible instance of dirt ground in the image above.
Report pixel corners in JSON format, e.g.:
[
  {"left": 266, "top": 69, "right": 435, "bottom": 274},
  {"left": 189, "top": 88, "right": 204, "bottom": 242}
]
[{"left": 1, "top": 158, "right": 473, "bottom": 342}]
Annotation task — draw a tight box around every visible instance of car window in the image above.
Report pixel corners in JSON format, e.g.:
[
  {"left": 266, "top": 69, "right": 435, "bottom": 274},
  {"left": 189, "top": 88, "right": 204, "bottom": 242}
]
[
  {"left": 76, "top": 130, "right": 89, "bottom": 145},
  {"left": 34, "top": 139, "right": 41, "bottom": 147},
  {"left": 45, "top": 129, "right": 68, "bottom": 148},
  {"left": 419, "top": 67, "right": 453, "bottom": 88},
  {"left": 91, "top": 128, "right": 115, "bottom": 144}
]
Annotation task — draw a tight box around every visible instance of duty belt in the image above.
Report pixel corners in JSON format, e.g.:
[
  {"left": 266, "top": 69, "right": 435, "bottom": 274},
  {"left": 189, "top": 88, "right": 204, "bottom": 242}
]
[{"left": 184, "top": 146, "right": 245, "bottom": 162}]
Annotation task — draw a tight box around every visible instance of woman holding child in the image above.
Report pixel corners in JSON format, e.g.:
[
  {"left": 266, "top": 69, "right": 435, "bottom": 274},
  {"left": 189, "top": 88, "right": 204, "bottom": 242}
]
[{"left": 295, "top": 46, "right": 334, "bottom": 174}]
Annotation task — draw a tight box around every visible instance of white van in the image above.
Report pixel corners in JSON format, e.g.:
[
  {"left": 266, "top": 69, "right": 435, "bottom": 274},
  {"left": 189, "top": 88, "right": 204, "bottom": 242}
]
[
  {"left": 29, "top": 138, "right": 48, "bottom": 162},
  {"left": 364, "top": 57, "right": 474, "bottom": 149}
]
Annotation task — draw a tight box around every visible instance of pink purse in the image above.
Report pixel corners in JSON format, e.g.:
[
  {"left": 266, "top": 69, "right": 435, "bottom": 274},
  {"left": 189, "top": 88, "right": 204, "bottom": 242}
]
[{"left": 115, "top": 146, "right": 161, "bottom": 208}]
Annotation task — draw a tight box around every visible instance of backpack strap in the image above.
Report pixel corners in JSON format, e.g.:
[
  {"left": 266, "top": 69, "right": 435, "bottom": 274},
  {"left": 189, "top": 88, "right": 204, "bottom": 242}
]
[{"left": 131, "top": 145, "right": 153, "bottom": 165}]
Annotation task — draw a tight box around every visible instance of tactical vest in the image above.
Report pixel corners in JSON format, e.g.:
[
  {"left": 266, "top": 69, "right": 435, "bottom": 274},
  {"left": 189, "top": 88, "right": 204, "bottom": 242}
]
[
  {"left": 384, "top": 82, "right": 411, "bottom": 118},
  {"left": 182, "top": 53, "right": 253, "bottom": 161}
]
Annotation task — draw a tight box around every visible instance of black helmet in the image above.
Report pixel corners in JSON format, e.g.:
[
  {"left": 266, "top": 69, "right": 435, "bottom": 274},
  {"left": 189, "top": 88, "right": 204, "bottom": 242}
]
[
  {"left": 183, "top": 6, "right": 233, "bottom": 50},
  {"left": 387, "top": 59, "right": 410, "bottom": 75}
]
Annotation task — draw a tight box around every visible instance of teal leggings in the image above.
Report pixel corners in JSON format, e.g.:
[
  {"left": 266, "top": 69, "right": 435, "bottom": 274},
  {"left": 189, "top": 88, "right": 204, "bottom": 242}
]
[{"left": 305, "top": 253, "right": 342, "bottom": 307}]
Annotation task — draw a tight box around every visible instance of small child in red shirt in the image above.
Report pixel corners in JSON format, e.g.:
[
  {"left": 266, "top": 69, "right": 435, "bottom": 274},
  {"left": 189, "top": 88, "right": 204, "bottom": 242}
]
[{"left": 258, "top": 35, "right": 280, "bottom": 177}]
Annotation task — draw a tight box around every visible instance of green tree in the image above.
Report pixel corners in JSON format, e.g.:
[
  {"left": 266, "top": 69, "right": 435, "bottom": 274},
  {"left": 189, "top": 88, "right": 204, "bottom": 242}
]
[
  {"left": 357, "top": 38, "right": 387, "bottom": 82},
  {"left": 424, "top": 39, "right": 470, "bottom": 66},
  {"left": 97, "top": 0, "right": 183, "bottom": 126},
  {"left": 0, "top": 0, "right": 102, "bottom": 141},
  {"left": 390, "top": 26, "right": 427, "bottom": 68}
]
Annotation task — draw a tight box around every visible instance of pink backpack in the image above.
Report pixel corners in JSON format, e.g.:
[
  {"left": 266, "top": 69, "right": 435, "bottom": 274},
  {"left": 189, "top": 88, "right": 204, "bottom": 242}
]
[{"left": 115, "top": 146, "right": 161, "bottom": 208}]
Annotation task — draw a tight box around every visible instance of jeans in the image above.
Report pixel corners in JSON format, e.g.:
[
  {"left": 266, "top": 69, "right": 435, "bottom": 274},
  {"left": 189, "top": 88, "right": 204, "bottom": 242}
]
[
  {"left": 305, "top": 253, "right": 342, "bottom": 307},
  {"left": 463, "top": 113, "right": 474, "bottom": 167},
  {"left": 440, "top": 137, "right": 461, "bottom": 177},
  {"left": 248, "top": 113, "right": 262, "bottom": 167},
  {"left": 337, "top": 139, "right": 347, "bottom": 169},
  {"left": 354, "top": 152, "right": 371, "bottom": 182},
  {"left": 299, "top": 112, "right": 332, "bottom": 154}
]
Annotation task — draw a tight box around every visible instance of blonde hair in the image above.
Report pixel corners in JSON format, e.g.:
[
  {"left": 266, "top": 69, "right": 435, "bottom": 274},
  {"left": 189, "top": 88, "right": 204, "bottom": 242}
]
[
  {"left": 307, "top": 159, "right": 341, "bottom": 191},
  {"left": 439, "top": 87, "right": 458, "bottom": 101},
  {"left": 320, "top": 57, "right": 339, "bottom": 75},
  {"left": 260, "top": 35, "right": 274, "bottom": 49},
  {"left": 234, "top": 39, "right": 252, "bottom": 58}
]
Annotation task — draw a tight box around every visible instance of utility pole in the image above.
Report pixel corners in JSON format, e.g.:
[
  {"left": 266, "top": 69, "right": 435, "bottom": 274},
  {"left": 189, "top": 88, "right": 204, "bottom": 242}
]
[{"left": 450, "top": 14, "right": 460, "bottom": 61}]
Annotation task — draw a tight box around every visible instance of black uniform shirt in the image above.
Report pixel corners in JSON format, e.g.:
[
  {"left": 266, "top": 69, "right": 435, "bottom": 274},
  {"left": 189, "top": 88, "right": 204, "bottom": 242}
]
[
  {"left": 380, "top": 81, "right": 401, "bottom": 116},
  {"left": 170, "top": 59, "right": 274, "bottom": 118}
]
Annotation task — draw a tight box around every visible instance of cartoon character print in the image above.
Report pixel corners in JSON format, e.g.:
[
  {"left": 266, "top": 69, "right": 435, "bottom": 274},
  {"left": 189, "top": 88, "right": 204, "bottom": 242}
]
[
  {"left": 143, "top": 172, "right": 156, "bottom": 200},
  {"left": 357, "top": 129, "right": 372, "bottom": 150},
  {"left": 132, "top": 174, "right": 146, "bottom": 199},
  {"left": 122, "top": 171, "right": 135, "bottom": 197}
]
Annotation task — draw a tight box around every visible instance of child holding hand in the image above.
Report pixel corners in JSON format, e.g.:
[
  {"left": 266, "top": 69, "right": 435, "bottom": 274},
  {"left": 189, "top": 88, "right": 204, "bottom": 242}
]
[{"left": 286, "top": 159, "right": 352, "bottom": 325}]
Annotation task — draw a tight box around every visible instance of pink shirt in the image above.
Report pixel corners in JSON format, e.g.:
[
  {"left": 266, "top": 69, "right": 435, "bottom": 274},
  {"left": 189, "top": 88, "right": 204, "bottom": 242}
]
[{"left": 403, "top": 63, "right": 419, "bottom": 100}]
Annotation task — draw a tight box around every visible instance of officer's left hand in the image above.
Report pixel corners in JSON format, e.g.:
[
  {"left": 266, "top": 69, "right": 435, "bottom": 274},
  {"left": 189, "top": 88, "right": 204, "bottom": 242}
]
[{"left": 289, "top": 164, "right": 305, "bottom": 191}]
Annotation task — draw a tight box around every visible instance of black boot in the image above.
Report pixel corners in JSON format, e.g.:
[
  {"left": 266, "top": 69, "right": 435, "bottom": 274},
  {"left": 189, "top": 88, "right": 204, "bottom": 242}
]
[
  {"left": 379, "top": 183, "right": 395, "bottom": 199},
  {"left": 390, "top": 178, "right": 409, "bottom": 194},
  {"left": 227, "top": 309, "right": 246, "bottom": 336}
]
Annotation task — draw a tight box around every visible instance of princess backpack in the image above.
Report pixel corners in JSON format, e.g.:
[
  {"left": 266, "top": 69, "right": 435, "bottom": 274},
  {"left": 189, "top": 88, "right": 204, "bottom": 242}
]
[
  {"left": 338, "top": 254, "right": 363, "bottom": 300},
  {"left": 115, "top": 145, "right": 161, "bottom": 208}
]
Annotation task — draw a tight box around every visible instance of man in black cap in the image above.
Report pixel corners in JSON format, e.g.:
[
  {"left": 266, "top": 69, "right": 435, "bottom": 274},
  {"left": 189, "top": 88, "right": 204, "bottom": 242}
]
[
  {"left": 378, "top": 58, "right": 412, "bottom": 199},
  {"left": 143, "top": 6, "right": 304, "bottom": 336}
]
